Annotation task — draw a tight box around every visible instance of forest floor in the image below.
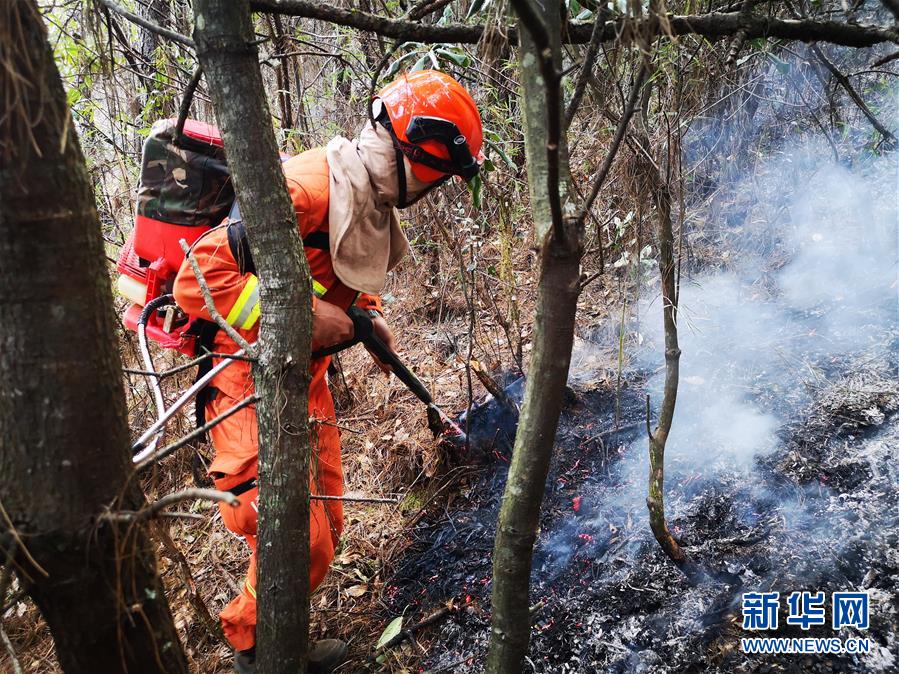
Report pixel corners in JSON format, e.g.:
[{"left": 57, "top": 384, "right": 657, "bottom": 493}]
[
  {"left": 3, "top": 75, "right": 898, "bottom": 674},
  {"left": 5, "top": 243, "right": 896, "bottom": 674}
]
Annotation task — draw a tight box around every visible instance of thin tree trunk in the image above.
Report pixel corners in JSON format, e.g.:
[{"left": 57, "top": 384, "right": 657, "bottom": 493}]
[
  {"left": 486, "top": 2, "right": 583, "bottom": 671},
  {"left": 139, "top": 0, "right": 170, "bottom": 73},
  {"left": 633, "top": 67, "right": 688, "bottom": 569},
  {"left": 646, "top": 177, "right": 688, "bottom": 567},
  {"left": 193, "top": 1, "right": 314, "bottom": 671},
  {"left": 137, "top": 0, "right": 174, "bottom": 118},
  {"left": 0, "top": 3, "right": 188, "bottom": 672}
]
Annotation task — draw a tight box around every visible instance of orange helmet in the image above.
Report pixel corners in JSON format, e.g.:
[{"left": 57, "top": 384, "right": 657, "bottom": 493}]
[{"left": 373, "top": 70, "right": 484, "bottom": 184}]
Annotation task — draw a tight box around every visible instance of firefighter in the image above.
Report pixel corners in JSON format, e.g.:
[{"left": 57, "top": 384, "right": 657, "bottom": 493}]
[{"left": 172, "top": 71, "right": 483, "bottom": 674}]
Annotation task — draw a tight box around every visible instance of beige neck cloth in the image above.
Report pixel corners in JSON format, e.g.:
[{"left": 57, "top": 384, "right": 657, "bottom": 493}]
[{"left": 326, "top": 123, "right": 430, "bottom": 295}]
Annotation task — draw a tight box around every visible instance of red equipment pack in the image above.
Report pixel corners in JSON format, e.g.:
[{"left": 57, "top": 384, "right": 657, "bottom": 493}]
[{"left": 116, "top": 118, "right": 234, "bottom": 355}]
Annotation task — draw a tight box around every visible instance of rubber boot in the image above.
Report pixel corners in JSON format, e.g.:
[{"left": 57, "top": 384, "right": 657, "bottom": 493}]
[
  {"left": 233, "top": 647, "right": 255, "bottom": 674},
  {"left": 232, "top": 641, "right": 347, "bottom": 673},
  {"left": 309, "top": 639, "right": 348, "bottom": 674}
]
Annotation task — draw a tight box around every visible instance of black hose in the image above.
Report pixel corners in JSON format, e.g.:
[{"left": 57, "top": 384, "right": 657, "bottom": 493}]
[{"left": 138, "top": 293, "right": 176, "bottom": 327}]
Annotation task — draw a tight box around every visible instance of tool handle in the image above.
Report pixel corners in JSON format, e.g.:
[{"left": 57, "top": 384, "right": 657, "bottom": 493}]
[
  {"left": 362, "top": 329, "right": 434, "bottom": 406},
  {"left": 309, "top": 306, "right": 373, "bottom": 359},
  {"left": 310, "top": 307, "right": 434, "bottom": 406}
]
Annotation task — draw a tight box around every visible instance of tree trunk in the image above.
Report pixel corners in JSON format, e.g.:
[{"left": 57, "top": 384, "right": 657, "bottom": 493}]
[
  {"left": 633, "top": 67, "right": 689, "bottom": 570},
  {"left": 486, "top": 2, "right": 583, "bottom": 671},
  {"left": 137, "top": 0, "right": 174, "bottom": 119},
  {"left": 0, "top": 3, "right": 188, "bottom": 673},
  {"left": 193, "top": 1, "right": 314, "bottom": 671},
  {"left": 139, "top": 0, "right": 170, "bottom": 73},
  {"left": 645, "top": 176, "right": 688, "bottom": 567}
]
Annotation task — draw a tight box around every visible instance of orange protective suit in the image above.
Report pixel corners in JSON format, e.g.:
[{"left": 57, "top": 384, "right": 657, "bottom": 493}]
[{"left": 173, "top": 147, "right": 381, "bottom": 651}]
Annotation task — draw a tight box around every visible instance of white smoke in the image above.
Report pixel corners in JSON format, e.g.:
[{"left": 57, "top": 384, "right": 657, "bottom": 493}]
[{"left": 634, "top": 139, "right": 897, "bottom": 482}]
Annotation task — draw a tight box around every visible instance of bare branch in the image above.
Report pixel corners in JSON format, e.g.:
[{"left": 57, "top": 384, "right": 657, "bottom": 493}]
[
  {"left": 577, "top": 63, "right": 650, "bottom": 227},
  {"left": 123, "top": 350, "right": 256, "bottom": 379},
  {"left": 0, "top": 621, "right": 23, "bottom": 674},
  {"left": 0, "top": 501, "right": 47, "bottom": 580},
  {"left": 407, "top": 0, "right": 454, "bottom": 21},
  {"left": 179, "top": 239, "right": 258, "bottom": 357},
  {"left": 95, "top": 0, "right": 195, "bottom": 48},
  {"left": 726, "top": 0, "right": 753, "bottom": 65},
  {"left": 871, "top": 48, "right": 899, "bottom": 66},
  {"left": 251, "top": 1, "right": 899, "bottom": 49},
  {"left": 313, "top": 494, "right": 400, "bottom": 504},
  {"left": 809, "top": 43, "right": 897, "bottom": 147},
  {"left": 102, "top": 488, "right": 239, "bottom": 523},
  {"left": 565, "top": 8, "right": 607, "bottom": 127},
  {"left": 175, "top": 66, "right": 203, "bottom": 143},
  {"left": 136, "top": 394, "right": 261, "bottom": 471}
]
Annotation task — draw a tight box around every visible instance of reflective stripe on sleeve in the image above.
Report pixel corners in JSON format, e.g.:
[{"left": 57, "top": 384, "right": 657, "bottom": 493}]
[
  {"left": 225, "top": 274, "right": 261, "bottom": 330},
  {"left": 245, "top": 579, "right": 257, "bottom": 599},
  {"left": 312, "top": 279, "right": 328, "bottom": 298}
]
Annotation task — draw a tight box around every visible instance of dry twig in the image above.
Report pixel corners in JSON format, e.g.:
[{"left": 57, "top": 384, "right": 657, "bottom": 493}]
[
  {"left": 95, "top": 0, "right": 195, "bottom": 48},
  {"left": 809, "top": 43, "right": 897, "bottom": 147},
  {"left": 0, "top": 620, "right": 23, "bottom": 674},
  {"left": 136, "top": 394, "right": 261, "bottom": 471},
  {"left": 102, "top": 488, "right": 239, "bottom": 523},
  {"left": 179, "top": 239, "right": 258, "bottom": 357},
  {"left": 577, "top": 62, "right": 650, "bottom": 227}
]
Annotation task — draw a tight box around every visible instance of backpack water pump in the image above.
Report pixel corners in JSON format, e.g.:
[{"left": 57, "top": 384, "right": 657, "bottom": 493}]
[{"left": 116, "top": 118, "right": 233, "bottom": 355}]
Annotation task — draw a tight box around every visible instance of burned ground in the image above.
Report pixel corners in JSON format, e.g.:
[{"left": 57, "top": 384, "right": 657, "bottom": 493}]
[
  {"left": 381, "top": 123, "right": 899, "bottom": 672},
  {"left": 384, "top": 342, "right": 898, "bottom": 673}
]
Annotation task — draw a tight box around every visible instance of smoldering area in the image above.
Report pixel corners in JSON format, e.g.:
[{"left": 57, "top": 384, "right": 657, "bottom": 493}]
[{"left": 384, "top": 51, "right": 899, "bottom": 674}]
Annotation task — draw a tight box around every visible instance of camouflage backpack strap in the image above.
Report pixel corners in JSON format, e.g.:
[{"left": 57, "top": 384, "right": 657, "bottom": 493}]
[
  {"left": 226, "top": 205, "right": 330, "bottom": 277},
  {"left": 227, "top": 219, "right": 256, "bottom": 275}
]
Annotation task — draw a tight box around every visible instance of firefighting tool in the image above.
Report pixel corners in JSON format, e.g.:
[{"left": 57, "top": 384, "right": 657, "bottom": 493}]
[
  {"left": 312, "top": 306, "right": 467, "bottom": 441},
  {"left": 130, "top": 304, "right": 463, "bottom": 463}
]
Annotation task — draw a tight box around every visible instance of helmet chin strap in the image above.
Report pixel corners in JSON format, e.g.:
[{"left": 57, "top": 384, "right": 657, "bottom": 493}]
[
  {"left": 393, "top": 148, "right": 449, "bottom": 209},
  {"left": 394, "top": 145, "right": 409, "bottom": 208},
  {"left": 372, "top": 102, "right": 450, "bottom": 208}
]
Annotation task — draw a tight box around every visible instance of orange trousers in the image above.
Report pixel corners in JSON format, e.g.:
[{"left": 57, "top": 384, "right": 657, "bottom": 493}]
[{"left": 206, "top": 363, "right": 343, "bottom": 652}]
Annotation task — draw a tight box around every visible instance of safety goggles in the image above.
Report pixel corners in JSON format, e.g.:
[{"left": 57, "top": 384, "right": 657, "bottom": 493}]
[
  {"left": 405, "top": 116, "right": 480, "bottom": 180},
  {"left": 374, "top": 103, "right": 480, "bottom": 180}
]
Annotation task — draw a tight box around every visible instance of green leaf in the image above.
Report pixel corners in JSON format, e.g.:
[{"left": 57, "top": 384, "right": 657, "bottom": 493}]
[
  {"left": 435, "top": 47, "right": 471, "bottom": 68},
  {"left": 466, "top": 0, "right": 491, "bottom": 19},
  {"left": 385, "top": 51, "right": 421, "bottom": 77},
  {"left": 411, "top": 54, "right": 432, "bottom": 72},
  {"left": 376, "top": 616, "right": 404, "bottom": 649},
  {"left": 483, "top": 136, "right": 515, "bottom": 169},
  {"left": 467, "top": 173, "right": 483, "bottom": 208},
  {"left": 767, "top": 53, "right": 791, "bottom": 75}
]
